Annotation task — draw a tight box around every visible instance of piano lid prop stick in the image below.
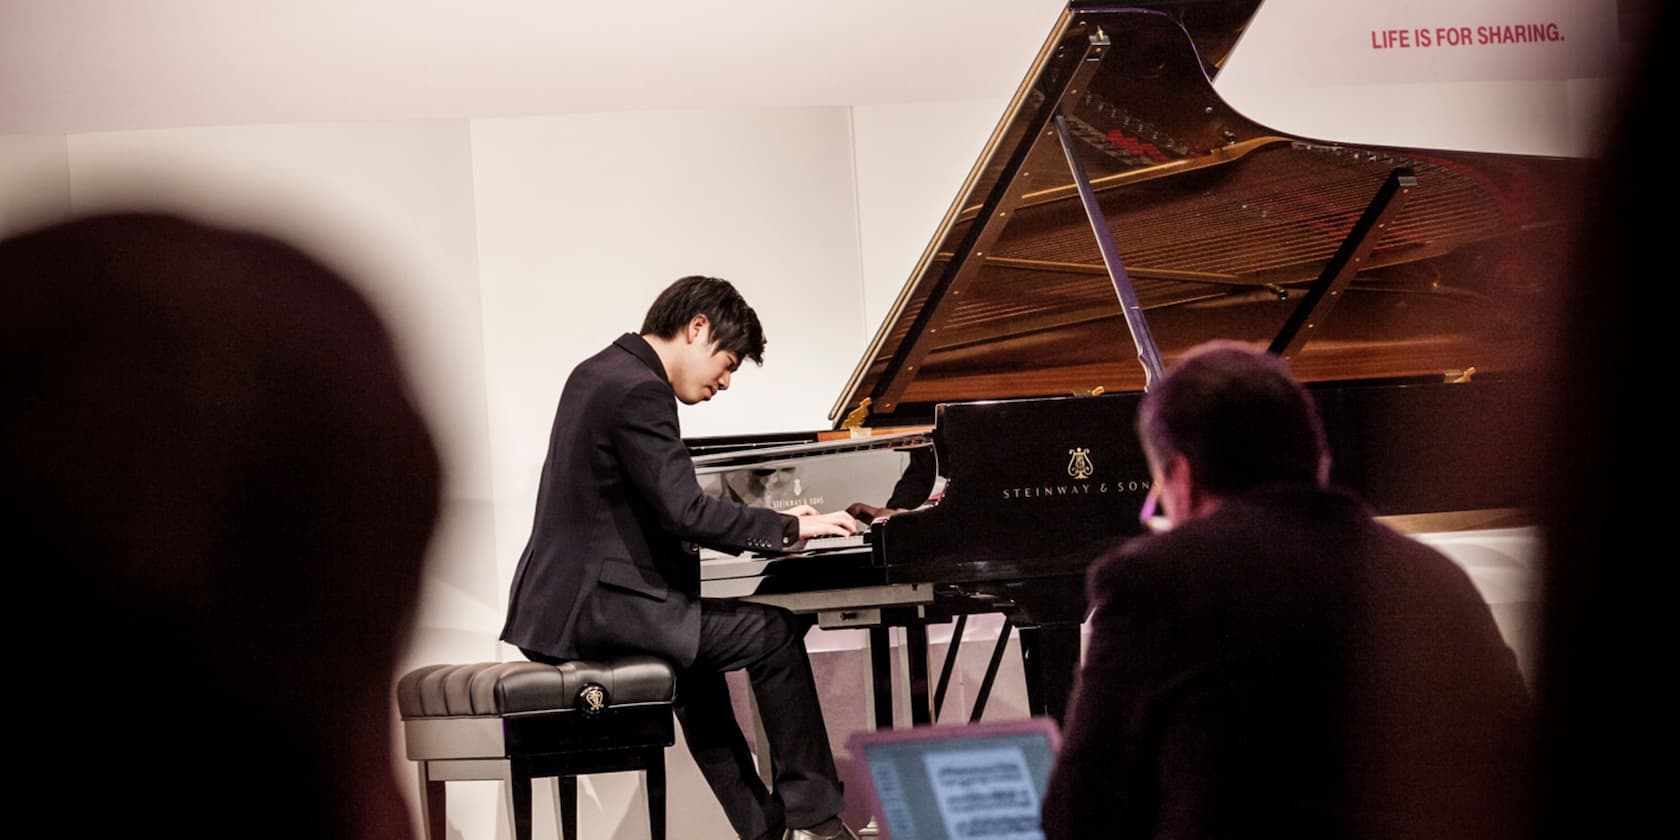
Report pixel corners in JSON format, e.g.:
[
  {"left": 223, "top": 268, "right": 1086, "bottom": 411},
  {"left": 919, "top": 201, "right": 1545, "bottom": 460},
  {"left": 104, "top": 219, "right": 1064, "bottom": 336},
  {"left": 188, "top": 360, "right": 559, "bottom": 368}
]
[{"left": 1052, "top": 111, "right": 1168, "bottom": 389}]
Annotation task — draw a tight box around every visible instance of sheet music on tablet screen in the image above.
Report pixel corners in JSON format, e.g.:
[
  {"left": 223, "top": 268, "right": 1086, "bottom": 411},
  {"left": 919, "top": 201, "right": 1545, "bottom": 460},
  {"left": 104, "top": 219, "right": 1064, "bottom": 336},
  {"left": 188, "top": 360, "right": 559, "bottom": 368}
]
[
  {"left": 852, "top": 719, "right": 1057, "bottom": 840},
  {"left": 923, "top": 745, "right": 1044, "bottom": 839}
]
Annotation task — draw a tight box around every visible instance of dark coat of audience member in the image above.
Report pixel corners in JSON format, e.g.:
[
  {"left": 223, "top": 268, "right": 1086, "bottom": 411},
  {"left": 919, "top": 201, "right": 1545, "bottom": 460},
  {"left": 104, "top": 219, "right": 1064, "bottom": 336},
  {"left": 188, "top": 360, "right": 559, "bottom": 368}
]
[
  {"left": 0, "top": 213, "right": 440, "bottom": 839},
  {"left": 1041, "top": 343, "right": 1533, "bottom": 840}
]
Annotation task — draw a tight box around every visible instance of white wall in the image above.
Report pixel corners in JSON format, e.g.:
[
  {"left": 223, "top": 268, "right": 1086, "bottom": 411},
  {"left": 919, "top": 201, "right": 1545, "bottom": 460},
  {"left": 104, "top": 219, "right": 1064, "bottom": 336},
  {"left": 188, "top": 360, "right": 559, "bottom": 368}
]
[
  {"left": 0, "top": 134, "right": 71, "bottom": 235},
  {"left": 851, "top": 99, "right": 1008, "bottom": 344}
]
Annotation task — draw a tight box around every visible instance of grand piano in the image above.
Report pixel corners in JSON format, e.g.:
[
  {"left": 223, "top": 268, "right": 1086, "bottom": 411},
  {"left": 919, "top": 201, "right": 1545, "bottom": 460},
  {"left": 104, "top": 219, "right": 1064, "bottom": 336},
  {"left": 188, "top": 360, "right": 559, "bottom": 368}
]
[{"left": 696, "top": 0, "right": 1581, "bottom": 729}]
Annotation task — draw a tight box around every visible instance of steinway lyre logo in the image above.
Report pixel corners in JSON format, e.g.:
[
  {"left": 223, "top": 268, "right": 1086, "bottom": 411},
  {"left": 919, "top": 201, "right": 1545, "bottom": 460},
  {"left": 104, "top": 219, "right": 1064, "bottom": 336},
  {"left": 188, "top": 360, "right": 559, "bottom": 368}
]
[
  {"left": 1067, "top": 447, "right": 1094, "bottom": 480},
  {"left": 576, "top": 682, "right": 608, "bottom": 716}
]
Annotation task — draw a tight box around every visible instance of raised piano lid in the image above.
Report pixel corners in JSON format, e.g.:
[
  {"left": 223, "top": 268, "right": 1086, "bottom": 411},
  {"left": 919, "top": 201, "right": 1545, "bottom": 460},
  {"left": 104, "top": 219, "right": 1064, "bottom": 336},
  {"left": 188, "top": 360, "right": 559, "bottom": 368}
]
[{"left": 829, "top": 0, "right": 1585, "bottom": 428}]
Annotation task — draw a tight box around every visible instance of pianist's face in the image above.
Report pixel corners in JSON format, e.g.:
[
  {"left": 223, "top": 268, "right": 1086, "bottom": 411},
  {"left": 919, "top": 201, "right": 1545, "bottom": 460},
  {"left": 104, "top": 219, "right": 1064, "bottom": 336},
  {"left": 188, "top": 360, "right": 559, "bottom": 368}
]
[{"left": 671, "top": 324, "right": 740, "bottom": 405}]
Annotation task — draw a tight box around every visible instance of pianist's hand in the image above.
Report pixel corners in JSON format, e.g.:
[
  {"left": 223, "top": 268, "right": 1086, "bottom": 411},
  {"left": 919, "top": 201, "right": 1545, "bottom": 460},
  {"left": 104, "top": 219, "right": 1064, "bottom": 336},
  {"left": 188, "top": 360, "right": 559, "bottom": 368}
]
[
  {"left": 784, "top": 504, "right": 863, "bottom": 539},
  {"left": 846, "top": 502, "right": 905, "bottom": 524}
]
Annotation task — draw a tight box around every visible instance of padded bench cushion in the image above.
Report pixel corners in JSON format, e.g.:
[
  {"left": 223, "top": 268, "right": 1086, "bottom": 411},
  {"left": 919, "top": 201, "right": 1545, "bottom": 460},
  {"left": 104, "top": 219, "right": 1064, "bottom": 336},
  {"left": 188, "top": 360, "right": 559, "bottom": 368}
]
[{"left": 398, "top": 656, "right": 676, "bottom": 718}]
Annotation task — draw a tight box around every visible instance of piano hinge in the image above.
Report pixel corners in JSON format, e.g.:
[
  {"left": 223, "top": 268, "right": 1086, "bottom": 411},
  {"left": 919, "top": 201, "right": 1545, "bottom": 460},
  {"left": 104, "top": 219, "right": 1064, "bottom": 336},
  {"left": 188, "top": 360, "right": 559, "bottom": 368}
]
[
  {"left": 1446, "top": 367, "right": 1476, "bottom": 383},
  {"left": 842, "top": 397, "right": 873, "bottom": 430},
  {"left": 1081, "top": 386, "right": 1105, "bottom": 397}
]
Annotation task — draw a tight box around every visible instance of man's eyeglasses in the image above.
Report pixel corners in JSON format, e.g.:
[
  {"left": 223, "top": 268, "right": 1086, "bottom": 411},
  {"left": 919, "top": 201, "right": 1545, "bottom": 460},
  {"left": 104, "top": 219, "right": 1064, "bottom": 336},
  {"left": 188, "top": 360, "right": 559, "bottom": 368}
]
[{"left": 1138, "top": 483, "right": 1168, "bottom": 533}]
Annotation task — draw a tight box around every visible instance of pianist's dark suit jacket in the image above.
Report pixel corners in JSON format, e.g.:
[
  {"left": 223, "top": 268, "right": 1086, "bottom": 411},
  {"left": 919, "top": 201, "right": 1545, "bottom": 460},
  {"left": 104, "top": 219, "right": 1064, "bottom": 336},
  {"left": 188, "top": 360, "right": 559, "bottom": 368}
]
[
  {"left": 501, "top": 333, "right": 798, "bottom": 667},
  {"left": 1042, "top": 483, "right": 1533, "bottom": 840}
]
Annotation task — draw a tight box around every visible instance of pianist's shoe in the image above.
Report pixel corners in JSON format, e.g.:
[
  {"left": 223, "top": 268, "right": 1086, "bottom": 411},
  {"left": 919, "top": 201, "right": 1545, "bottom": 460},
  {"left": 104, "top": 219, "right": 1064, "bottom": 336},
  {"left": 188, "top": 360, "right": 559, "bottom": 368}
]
[{"left": 783, "top": 817, "right": 860, "bottom": 840}]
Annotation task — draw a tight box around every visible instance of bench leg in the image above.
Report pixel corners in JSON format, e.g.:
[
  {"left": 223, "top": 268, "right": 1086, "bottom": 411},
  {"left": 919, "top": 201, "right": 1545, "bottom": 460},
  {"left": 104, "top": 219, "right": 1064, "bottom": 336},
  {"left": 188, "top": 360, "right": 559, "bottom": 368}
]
[
  {"left": 416, "top": 762, "right": 446, "bottom": 840},
  {"left": 503, "top": 762, "right": 533, "bottom": 840},
  {"left": 555, "top": 776, "right": 578, "bottom": 840},
  {"left": 646, "top": 749, "right": 667, "bottom": 840}
]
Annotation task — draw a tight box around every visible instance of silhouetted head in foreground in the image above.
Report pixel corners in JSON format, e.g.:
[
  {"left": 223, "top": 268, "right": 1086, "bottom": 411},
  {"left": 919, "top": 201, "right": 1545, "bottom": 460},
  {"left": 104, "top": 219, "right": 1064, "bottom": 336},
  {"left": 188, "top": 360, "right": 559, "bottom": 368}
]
[{"left": 0, "top": 213, "right": 439, "bottom": 838}]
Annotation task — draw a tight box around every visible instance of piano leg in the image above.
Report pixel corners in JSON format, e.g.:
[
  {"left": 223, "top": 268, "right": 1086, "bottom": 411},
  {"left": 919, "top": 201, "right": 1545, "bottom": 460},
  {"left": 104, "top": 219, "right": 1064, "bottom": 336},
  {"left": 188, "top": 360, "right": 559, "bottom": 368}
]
[
  {"left": 970, "top": 618, "right": 1014, "bottom": 723},
  {"left": 905, "top": 621, "right": 933, "bottom": 726},
  {"left": 1017, "top": 622, "right": 1082, "bottom": 725},
  {"left": 933, "top": 614, "right": 969, "bottom": 720},
  {"left": 868, "top": 626, "right": 893, "bottom": 731},
  {"left": 861, "top": 612, "right": 945, "bottom": 729}
]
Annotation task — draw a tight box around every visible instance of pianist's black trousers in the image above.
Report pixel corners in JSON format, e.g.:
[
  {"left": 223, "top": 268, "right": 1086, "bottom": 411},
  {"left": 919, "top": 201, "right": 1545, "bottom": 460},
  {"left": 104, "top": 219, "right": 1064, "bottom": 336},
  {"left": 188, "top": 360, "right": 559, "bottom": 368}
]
[{"left": 681, "top": 598, "right": 845, "bottom": 840}]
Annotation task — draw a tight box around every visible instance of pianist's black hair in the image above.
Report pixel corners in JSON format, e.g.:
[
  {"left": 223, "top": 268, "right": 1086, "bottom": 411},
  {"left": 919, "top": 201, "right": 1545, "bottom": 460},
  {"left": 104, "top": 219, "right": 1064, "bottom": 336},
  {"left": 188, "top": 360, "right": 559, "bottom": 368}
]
[
  {"left": 1136, "top": 340, "right": 1328, "bottom": 496},
  {"left": 640, "top": 274, "right": 767, "bottom": 365}
]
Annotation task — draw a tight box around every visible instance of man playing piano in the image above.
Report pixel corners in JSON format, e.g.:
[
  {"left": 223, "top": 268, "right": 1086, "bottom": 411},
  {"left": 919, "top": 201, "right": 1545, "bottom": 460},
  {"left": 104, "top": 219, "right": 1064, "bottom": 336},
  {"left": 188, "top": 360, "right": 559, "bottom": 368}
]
[
  {"left": 1042, "top": 341, "right": 1533, "bottom": 840},
  {"left": 501, "top": 275, "right": 863, "bottom": 840}
]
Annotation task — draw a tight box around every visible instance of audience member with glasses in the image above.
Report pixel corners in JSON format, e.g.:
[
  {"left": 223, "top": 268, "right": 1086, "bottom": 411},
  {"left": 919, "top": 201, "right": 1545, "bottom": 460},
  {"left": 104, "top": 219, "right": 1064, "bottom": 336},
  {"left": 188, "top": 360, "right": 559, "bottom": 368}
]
[{"left": 1042, "top": 340, "right": 1532, "bottom": 840}]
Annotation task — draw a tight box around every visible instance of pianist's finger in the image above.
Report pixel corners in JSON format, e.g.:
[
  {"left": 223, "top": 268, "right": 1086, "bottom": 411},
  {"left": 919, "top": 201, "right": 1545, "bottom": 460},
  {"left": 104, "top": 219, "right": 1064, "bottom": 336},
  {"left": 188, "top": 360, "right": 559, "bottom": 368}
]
[{"left": 796, "top": 510, "right": 861, "bottom": 539}]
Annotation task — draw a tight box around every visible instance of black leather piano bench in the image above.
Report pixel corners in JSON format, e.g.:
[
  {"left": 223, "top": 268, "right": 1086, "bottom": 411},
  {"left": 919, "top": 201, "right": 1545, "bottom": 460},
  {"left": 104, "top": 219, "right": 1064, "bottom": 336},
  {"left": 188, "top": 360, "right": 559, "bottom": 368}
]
[{"left": 396, "top": 656, "right": 677, "bottom": 840}]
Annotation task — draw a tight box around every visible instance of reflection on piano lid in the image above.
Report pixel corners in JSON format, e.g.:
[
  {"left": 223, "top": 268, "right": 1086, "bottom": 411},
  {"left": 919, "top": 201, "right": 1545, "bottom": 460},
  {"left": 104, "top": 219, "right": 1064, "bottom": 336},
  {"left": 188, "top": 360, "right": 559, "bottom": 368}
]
[
  {"left": 690, "top": 429, "right": 931, "bottom": 536},
  {"left": 692, "top": 429, "right": 930, "bottom": 473}
]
